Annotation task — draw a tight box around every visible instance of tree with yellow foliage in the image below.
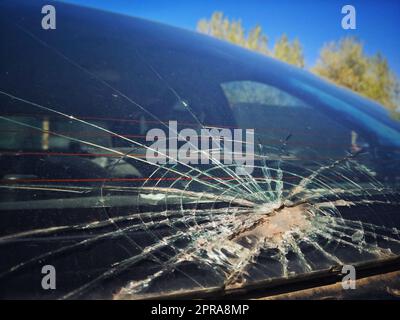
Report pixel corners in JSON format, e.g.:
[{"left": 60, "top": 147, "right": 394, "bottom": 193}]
[
  {"left": 197, "top": 12, "right": 269, "bottom": 55},
  {"left": 273, "top": 34, "right": 304, "bottom": 68},
  {"left": 313, "top": 37, "right": 398, "bottom": 117},
  {"left": 197, "top": 12, "right": 399, "bottom": 118},
  {"left": 197, "top": 12, "right": 305, "bottom": 68}
]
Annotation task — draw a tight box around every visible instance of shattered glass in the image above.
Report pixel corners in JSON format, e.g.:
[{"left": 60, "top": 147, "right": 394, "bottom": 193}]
[{"left": 0, "top": 1, "right": 399, "bottom": 299}]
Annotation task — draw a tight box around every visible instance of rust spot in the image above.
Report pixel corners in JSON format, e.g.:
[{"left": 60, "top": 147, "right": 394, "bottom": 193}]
[{"left": 234, "top": 204, "right": 312, "bottom": 245}]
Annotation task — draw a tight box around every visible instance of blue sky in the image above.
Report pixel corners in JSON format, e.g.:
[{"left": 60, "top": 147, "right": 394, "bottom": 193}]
[{"left": 60, "top": 0, "right": 400, "bottom": 77}]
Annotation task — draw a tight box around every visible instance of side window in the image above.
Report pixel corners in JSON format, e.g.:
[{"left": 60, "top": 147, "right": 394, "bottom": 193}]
[
  {"left": 0, "top": 116, "right": 43, "bottom": 150},
  {"left": 0, "top": 116, "right": 112, "bottom": 152},
  {"left": 221, "top": 81, "right": 307, "bottom": 107},
  {"left": 221, "top": 81, "right": 367, "bottom": 159}
]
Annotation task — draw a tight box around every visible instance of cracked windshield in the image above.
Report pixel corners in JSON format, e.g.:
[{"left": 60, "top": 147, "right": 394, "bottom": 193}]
[{"left": 1, "top": 0, "right": 400, "bottom": 300}]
